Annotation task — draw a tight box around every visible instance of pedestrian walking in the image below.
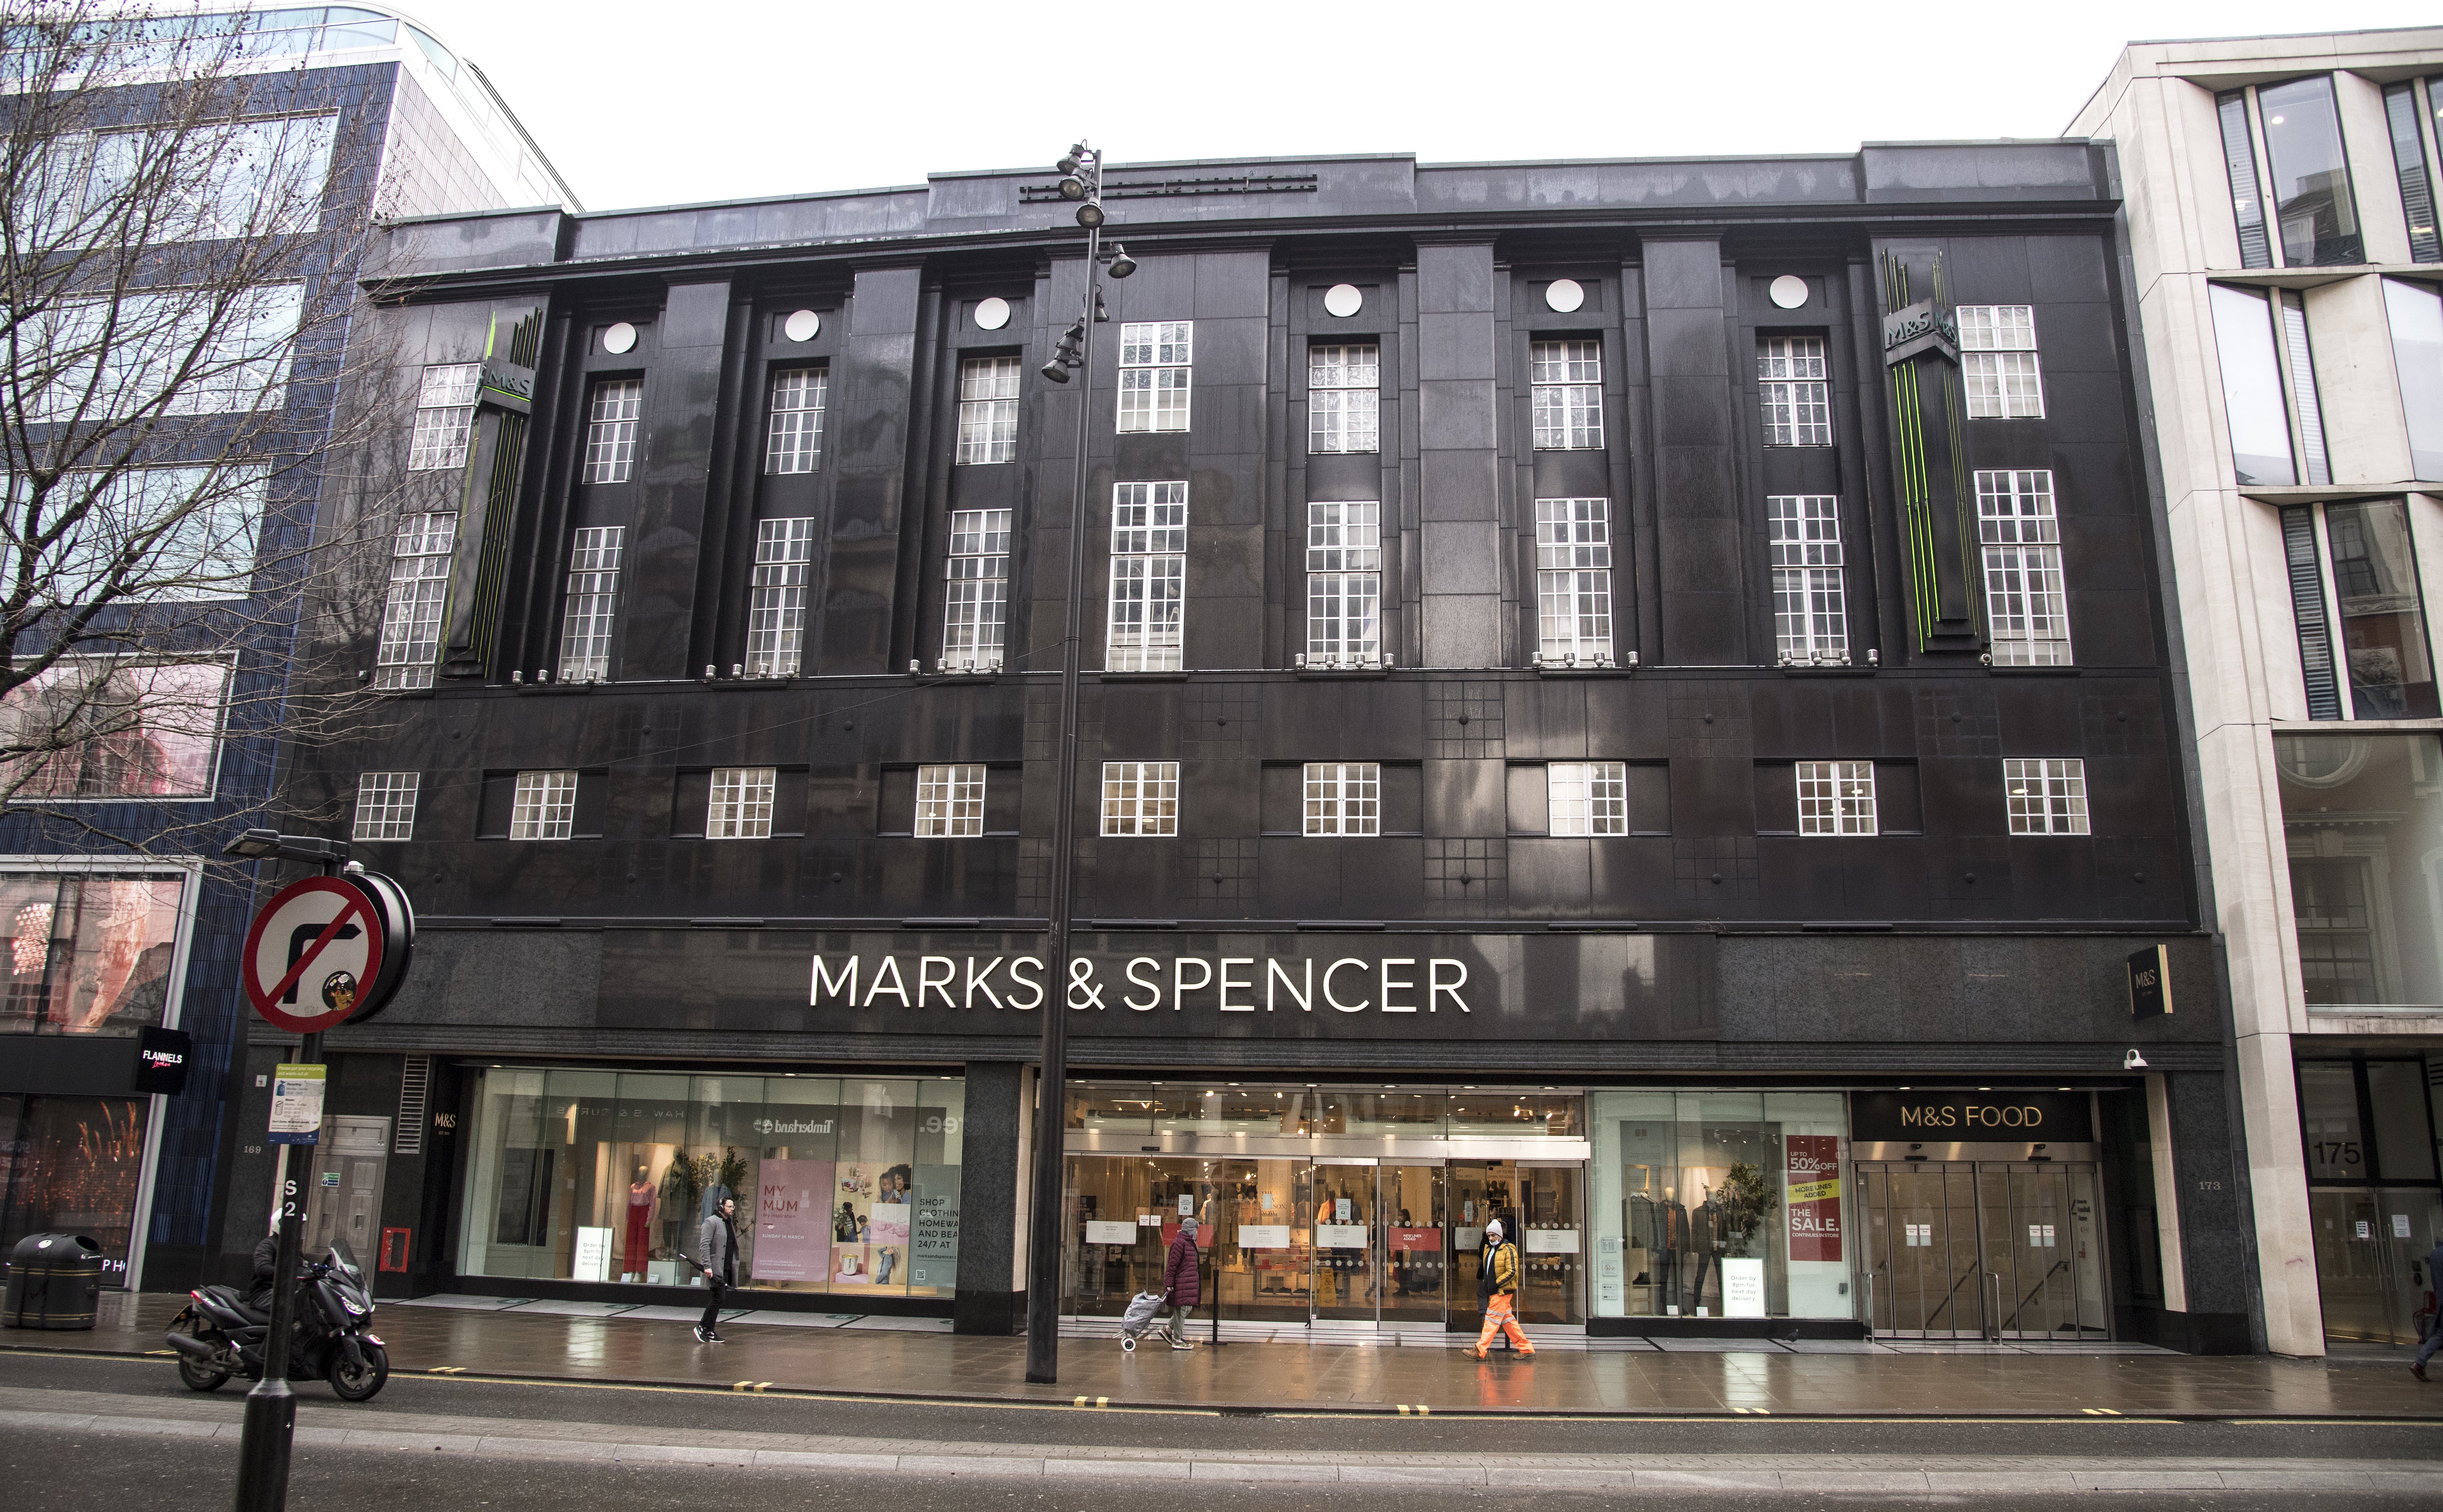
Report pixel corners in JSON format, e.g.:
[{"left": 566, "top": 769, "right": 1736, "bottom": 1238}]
[
  {"left": 1469, "top": 1218, "right": 1535, "bottom": 1360},
  {"left": 2413, "top": 1236, "right": 2443, "bottom": 1381},
  {"left": 1160, "top": 1215, "right": 1201, "bottom": 1350},
  {"left": 695, "top": 1195, "right": 737, "bottom": 1344}
]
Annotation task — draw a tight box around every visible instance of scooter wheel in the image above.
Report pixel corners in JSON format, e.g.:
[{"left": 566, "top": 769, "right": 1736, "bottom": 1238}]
[
  {"left": 326, "top": 1341, "right": 388, "bottom": 1402},
  {"left": 176, "top": 1354, "right": 229, "bottom": 1392},
  {"left": 1121, "top": 1334, "right": 1136, "bottom": 1352}
]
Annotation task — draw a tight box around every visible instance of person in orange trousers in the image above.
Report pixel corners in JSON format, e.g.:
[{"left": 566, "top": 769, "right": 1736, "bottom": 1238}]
[{"left": 1470, "top": 1218, "right": 1535, "bottom": 1359}]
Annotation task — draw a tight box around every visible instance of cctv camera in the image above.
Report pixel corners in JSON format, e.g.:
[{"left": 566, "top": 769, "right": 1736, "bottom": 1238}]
[{"left": 2122, "top": 1049, "right": 2148, "bottom": 1071}]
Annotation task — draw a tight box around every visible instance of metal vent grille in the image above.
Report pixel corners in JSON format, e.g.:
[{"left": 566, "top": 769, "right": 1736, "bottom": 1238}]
[{"left": 394, "top": 1055, "right": 429, "bottom": 1156}]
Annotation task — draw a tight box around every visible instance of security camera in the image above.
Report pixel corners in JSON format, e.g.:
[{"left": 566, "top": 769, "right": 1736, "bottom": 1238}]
[{"left": 2123, "top": 1049, "right": 2148, "bottom": 1071}]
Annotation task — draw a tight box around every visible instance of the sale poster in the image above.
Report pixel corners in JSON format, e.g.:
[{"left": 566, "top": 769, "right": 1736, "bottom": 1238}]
[
  {"left": 751, "top": 1159, "right": 832, "bottom": 1282},
  {"left": 1785, "top": 1135, "right": 1843, "bottom": 1262}
]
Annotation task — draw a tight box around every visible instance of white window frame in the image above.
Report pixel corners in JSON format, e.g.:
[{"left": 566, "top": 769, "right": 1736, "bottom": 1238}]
[
  {"left": 373, "top": 510, "right": 456, "bottom": 691},
  {"left": 1534, "top": 497, "right": 1613, "bottom": 666},
  {"left": 2004, "top": 758, "right": 2089, "bottom": 836},
  {"left": 351, "top": 771, "right": 419, "bottom": 842},
  {"left": 1976, "top": 470, "right": 2073, "bottom": 666},
  {"left": 1308, "top": 343, "right": 1380, "bottom": 455},
  {"left": 509, "top": 770, "right": 578, "bottom": 841},
  {"left": 408, "top": 362, "right": 479, "bottom": 472},
  {"left": 955, "top": 356, "right": 1020, "bottom": 466},
  {"left": 1101, "top": 760, "right": 1179, "bottom": 837},
  {"left": 764, "top": 367, "right": 827, "bottom": 475},
  {"left": 1303, "top": 761, "right": 1379, "bottom": 837},
  {"left": 1959, "top": 305, "right": 2045, "bottom": 419},
  {"left": 1530, "top": 340, "right": 1604, "bottom": 450},
  {"left": 706, "top": 766, "right": 777, "bottom": 840},
  {"left": 1759, "top": 336, "right": 1832, "bottom": 446},
  {"left": 557, "top": 526, "right": 623, "bottom": 682},
  {"left": 1767, "top": 494, "right": 1848, "bottom": 663},
  {"left": 745, "top": 517, "right": 816, "bottom": 677},
  {"left": 1106, "top": 481, "right": 1186, "bottom": 672},
  {"left": 1548, "top": 760, "right": 1629, "bottom": 836},
  {"left": 581, "top": 378, "right": 642, "bottom": 484},
  {"left": 1796, "top": 760, "right": 1877, "bottom": 836},
  {"left": 941, "top": 508, "right": 1011, "bottom": 671},
  {"left": 914, "top": 763, "right": 986, "bottom": 838},
  {"left": 1304, "top": 501, "right": 1383, "bottom": 665},
  {"left": 1118, "top": 321, "right": 1191, "bottom": 433}
]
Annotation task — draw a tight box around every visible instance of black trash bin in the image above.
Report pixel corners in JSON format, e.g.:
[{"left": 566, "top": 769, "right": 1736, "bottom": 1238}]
[{"left": 3, "top": 1233, "right": 103, "bottom": 1329}]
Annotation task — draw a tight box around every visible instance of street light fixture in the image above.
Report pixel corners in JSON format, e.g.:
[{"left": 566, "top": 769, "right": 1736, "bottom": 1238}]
[{"left": 1021, "top": 138, "right": 1130, "bottom": 1388}]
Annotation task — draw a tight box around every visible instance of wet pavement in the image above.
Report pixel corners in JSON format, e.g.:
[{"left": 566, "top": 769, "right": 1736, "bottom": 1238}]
[{"left": 8, "top": 1290, "right": 2438, "bottom": 1418}]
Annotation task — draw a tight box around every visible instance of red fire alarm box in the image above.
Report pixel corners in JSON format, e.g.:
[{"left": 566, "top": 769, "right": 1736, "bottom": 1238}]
[{"left": 378, "top": 1227, "right": 412, "bottom": 1272}]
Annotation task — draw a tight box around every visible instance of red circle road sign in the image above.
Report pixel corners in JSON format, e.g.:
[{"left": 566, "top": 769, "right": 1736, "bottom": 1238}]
[{"left": 242, "top": 876, "right": 386, "bottom": 1034}]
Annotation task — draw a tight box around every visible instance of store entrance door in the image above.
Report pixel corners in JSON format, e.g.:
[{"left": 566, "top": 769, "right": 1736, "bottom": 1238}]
[
  {"left": 2310, "top": 1187, "right": 2443, "bottom": 1344},
  {"left": 1858, "top": 1161, "right": 2107, "bottom": 1340},
  {"left": 1307, "top": 1159, "right": 1448, "bottom": 1330}
]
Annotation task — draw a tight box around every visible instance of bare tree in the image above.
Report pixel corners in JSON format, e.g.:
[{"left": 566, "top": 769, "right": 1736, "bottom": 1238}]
[{"left": 0, "top": 1, "right": 398, "bottom": 852}]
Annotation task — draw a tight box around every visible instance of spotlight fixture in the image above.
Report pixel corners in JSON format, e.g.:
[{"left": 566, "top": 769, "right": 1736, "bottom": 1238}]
[
  {"left": 1058, "top": 173, "right": 1087, "bottom": 201},
  {"left": 1106, "top": 243, "right": 1136, "bottom": 279},
  {"left": 1040, "top": 358, "right": 1071, "bottom": 383},
  {"left": 1076, "top": 200, "right": 1105, "bottom": 229}
]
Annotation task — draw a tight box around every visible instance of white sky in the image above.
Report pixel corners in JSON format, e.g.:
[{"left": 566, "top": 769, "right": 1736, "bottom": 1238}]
[{"left": 392, "top": 0, "right": 2440, "bottom": 214}]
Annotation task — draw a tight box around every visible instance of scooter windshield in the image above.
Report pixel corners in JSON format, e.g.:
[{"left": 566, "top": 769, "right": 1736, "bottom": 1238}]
[{"left": 328, "top": 1240, "right": 362, "bottom": 1279}]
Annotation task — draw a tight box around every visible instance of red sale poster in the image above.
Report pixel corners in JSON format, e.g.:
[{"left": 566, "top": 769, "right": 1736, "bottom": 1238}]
[{"left": 1785, "top": 1135, "right": 1843, "bottom": 1262}]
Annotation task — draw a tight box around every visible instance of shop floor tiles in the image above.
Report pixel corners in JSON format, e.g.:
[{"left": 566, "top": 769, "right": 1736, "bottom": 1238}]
[
  {"left": 505, "top": 1300, "right": 640, "bottom": 1317},
  {"left": 25, "top": 1291, "right": 2436, "bottom": 1419}
]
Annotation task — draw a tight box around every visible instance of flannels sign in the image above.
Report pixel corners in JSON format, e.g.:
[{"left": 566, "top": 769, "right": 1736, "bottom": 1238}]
[{"left": 809, "top": 952, "right": 1477, "bottom": 1015}]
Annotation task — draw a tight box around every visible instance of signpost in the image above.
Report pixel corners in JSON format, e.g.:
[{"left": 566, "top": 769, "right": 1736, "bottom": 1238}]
[{"left": 224, "top": 833, "right": 414, "bottom": 1512}]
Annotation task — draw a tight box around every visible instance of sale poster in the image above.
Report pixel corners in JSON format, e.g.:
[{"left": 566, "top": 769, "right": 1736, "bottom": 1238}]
[
  {"left": 750, "top": 1159, "right": 832, "bottom": 1282},
  {"left": 1785, "top": 1135, "right": 1843, "bottom": 1262}
]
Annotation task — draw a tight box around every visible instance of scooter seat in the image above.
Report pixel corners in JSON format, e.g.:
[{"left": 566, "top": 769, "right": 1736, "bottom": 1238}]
[{"left": 200, "top": 1285, "right": 271, "bottom": 1326}]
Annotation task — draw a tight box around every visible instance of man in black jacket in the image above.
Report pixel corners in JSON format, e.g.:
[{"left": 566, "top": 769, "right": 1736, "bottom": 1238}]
[
  {"left": 246, "top": 1221, "right": 281, "bottom": 1313},
  {"left": 2413, "top": 1235, "right": 2443, "bottom": 1381},
  {"left": 695, "top": 1196, "right": 737, "bottom": 1344}
]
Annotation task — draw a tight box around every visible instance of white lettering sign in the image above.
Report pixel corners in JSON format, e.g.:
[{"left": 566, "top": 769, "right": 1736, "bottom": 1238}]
[
  {"left": 1524, "top": 1227, "right": 1579, "bottom": 1254},
  {"left": 1085, "top": 1221, "right": 1137, "bottom": 1246},
  {"left": 809, "top": 953, "right": 1474, "bottom": 1016},
  {"left": 1237, "top": 1224, "right": 1291, "bottom": 1249}
]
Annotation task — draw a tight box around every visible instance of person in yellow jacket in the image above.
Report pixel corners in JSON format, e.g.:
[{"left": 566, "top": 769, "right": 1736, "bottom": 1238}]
[{"left": 1469, "top": 1218, "right": 1535, "bottom": 1360}]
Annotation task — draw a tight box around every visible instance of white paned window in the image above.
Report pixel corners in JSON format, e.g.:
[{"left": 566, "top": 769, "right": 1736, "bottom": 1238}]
[
  {"left": 765, "top": 368, "right": 827, "bottom": 474},
  {"left": 745, "top": 518, "right": 816, "bottom": 677},
  {"left": 942, "top": 508, "right": 1011, "bottom": 670},
  {"left": 1107, "top": 481, "right": 1186, "bottom": 671},
  {"left": 1305, "top": 501, "right": 1382, "bottom": 663},
  {"left": 1118, "top": 320, "right": 1192, "bottom": 432},
  {"left": 557, "top": 526, "right": 623, "bottom": 682},
  {"left": 1101, "top": 760, "right": 1179, "bottom": 836},
  {"left": 509, "top": 770, "right": 578, "bottom": 841},
  {"left": 2004, "top": 758, "right": 2089, "bottom": 835},
  {"left": 956, "top": 356, "right": 1020, "bottom": 465},
  {"left": 1530, "top": 340, "right": 1603, "bottom": 449},
  {"left": 1959, "top": 305, "right": 2045, "bottom": 419},
  {"left": 581, "top": 379, "right": 642, "bottom": 483},
  {"left": 1548, "top": 760, "right": 1628, "bottom": 836},
  {"left": 351, "top": 771, "right": 419, "bottom": 842},
  {"left": 1759, "top": 336, "right": 1831, "bottom": 445},
  {"left": 707, "top": 766, "right": 777, "bottom": 839},
  {"left": 1303, "top": 761, "right": 1379, "bottom": 836},
  {"left": 1767, "top": 494, "right": 1848, "bottom": 660},
  {"left": 1976, "top": 470, "right": 2073, "bottom": 666},
  {"left": 372, "top": 511, "right": 457, "bottom": 691},
  {"left": 407, "top": 362, "right": 479, "bottom": 472},
  {"left": 914, "top": 763, "right": 986, "bottom": 838},
  {"left": 1308, "top": 343, "right": 1380, "bottom": 454},
  {"left": 1797, "top": 760, "right": 1877, "bottom": 836},
  {"left": 1535, "top": 497, "right": 1612, "bottom": 664}
]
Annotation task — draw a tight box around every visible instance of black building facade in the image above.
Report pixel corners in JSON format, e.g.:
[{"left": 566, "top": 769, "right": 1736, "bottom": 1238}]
[{"left": 268, "top": 145, "right": 2254, "bottom": 1351}]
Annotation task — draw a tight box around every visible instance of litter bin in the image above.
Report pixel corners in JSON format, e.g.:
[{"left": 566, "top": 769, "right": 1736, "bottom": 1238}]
[{"left": 3, "top": 1233, "right": 103, "bottom": 1329}]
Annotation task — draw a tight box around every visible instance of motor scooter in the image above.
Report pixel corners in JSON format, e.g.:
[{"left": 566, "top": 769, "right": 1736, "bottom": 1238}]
[{"left": 166, "top": 1239, "right": 388, "bottom": 1401}]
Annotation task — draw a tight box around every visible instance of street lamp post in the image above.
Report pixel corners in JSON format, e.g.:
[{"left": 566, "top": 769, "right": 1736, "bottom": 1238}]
[{"left": 1023, "top": 142, "right": 1131, "bottom": 1386}]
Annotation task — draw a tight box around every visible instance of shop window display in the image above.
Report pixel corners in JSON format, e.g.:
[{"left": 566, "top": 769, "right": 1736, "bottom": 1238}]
[
  {"left": 1588, "top": 1090, "right": 1850, "bottom": 1319},
  {"left": 0, "top": 1094, "right": 150, "bottom": 1283},
  {"left": 460, "top": 1069, "right": 962, "bottom": 1297},
  {"left": 0, "top": 871, "right": 186, "bottom": 1036}
]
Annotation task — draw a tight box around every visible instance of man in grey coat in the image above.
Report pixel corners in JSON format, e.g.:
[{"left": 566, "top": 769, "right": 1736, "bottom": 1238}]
[{"left": 695, "top": 1195, "right": 737, "bottom": 1344}]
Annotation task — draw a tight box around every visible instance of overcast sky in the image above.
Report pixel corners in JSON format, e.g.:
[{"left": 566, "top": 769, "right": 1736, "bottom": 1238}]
[{"left": 392, "top": 1, "right": 2439, "bottom": 214}]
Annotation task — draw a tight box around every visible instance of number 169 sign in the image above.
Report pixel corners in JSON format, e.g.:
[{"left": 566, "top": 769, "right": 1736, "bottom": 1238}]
[{"left": 241, "top": 873, "right": 415, "bottom": 1034}]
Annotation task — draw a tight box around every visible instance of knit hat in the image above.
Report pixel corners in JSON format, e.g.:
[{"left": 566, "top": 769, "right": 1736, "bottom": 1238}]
[
  {"left": 1485, "top": 1218, "right": 1504, "bottom": 1239},
  {"left": 1180, "top": 1216, "right": 1198, "bottom": 1234}
]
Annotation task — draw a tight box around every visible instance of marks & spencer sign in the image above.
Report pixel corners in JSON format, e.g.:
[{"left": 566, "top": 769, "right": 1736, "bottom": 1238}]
[{"left": 1851, "top": 1090, "right": 2094, "bottom": 1144}]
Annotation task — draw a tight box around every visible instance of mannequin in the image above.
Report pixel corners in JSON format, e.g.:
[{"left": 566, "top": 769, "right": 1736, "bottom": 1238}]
[
  {"left": 623, "top": 1164, "right": 656, "bottom": 1283},
  {"left": 1687, "top": 1184, "right": 1724, "bottom": 1315},
  {"left": 1658, "top": 1185, "right": 1688, "bottom": 1315}
]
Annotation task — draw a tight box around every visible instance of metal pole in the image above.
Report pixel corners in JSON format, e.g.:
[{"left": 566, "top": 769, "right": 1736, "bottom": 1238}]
[
  {"left": 233, "top": 1026, "right": 319, "bottom": 1512},
  {"left": 1023, "top": 152, "right": 1103, "bottom": 1387}
]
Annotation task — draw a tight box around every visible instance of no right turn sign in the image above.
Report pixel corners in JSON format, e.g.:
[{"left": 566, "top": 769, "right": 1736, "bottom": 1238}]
[{"left": 241, "top": 876, "right": 388, "bottom": 1035}]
